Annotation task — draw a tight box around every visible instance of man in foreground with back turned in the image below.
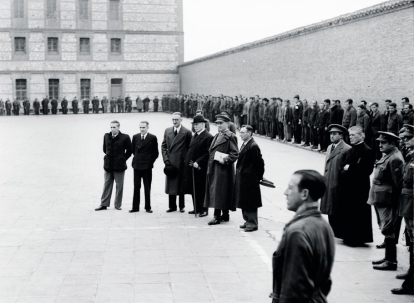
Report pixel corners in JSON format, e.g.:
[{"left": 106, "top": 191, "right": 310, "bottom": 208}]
[
  {"left": 96, "top": 121, "right": 132, "bottom": 211},
  {"left": 129, "top": 121, "right": 159, "bottom": 214},
  {"left": 271, "top": 170, "right": 335, "bottom": 303}
]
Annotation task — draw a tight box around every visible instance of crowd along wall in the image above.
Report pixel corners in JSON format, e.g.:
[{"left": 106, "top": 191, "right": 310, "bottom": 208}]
[{"left": 179, "top": 0, "right": 414, "bottom": 109}]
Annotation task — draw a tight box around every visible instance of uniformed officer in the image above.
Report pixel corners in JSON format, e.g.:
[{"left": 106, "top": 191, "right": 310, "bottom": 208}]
[
  {"left": 33, "top": 98, "right": 40, "bottom": 115},
  {"left": 369, "top": 132, "right": 404, "bottom": 271},
  {"left": 61, "top": 96, "right": 68, "bottom": 114}
]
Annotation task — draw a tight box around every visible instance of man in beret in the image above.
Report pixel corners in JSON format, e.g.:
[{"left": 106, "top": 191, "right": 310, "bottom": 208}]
[
  {"left": 320, "top": 124, "right": 351, "bottom": 236},
  {"left": 161, "top": 112, "right": 192, "bottom": 213},
  {"left": 204, "top": 114, "right": 239, "bottom": 225},
  {"left": 182, "top": 115, "right": 213, "bottom": 217},
  {"left": 369, "top": 132, "right": 404, "bottom": 270},
  {"left": 391, "top": 124, "right": 414, "bottom": 294},
  {"left": 232, "top": 125, "right": 264, "bottom": 232},
  {"left": 271, "top": 170, "right": 335, "bottom": 303}
]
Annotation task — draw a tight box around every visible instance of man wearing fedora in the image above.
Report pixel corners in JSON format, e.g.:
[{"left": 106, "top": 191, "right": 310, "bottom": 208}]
[
  {"left": 129, "top": 121, "right": 159, "bottom": 214},
  {"left": 369, "top": 131, "right": 404, "bottom": 271},
  {"left": 320, "top": 124, "right": 351, "bottom": 237},
  {"left": 391, "top": 124, "right": 414, "bottom": 295},
  {"left": 204, "top": 114, "right": 239, "bottom": 225},
  {"left": 182, "top": 115, "right": 213, "bottom": 217},
  {"left": 161, "top": 112, "right": 192, "bottom": 213}
]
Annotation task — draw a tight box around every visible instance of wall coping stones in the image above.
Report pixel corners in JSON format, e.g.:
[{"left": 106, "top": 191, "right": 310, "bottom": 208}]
[{"left": 179, "top": 0, "right": 414, "bottom": 67}]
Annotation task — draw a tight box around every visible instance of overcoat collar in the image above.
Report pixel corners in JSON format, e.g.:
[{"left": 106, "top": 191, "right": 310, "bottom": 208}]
[
  {"left": 327, "top": 140, "right": 345, "bottom": 161},
  {"left": 189, "top": 130, "right": 206, "bottom": 147},
  {"left": 284, "top": 207, "right": 321, "bottom": 230},
  {"left": 170, "top": 125, "right": 186, "bottom": 149},
  {"left": 210, "top": 129, "right": 232, "bottom": 149},
  {"left": 376, "top": 147, "right": 399, "bottom": 166},
  {"left": 239, "top": 138, "right": 254, "bottom": 158},
  {"left": 137, "top": 133, "right": 150, "bottom": 149}
]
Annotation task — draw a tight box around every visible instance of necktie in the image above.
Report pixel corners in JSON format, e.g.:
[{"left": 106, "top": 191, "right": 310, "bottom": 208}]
[
  {"left": 332, "top": 144, "right": 336, "bottom": 151},
  {"left": 240, "top": 142, "right": 246, "bottom": 151},
  {"left": 174, "top": 129, "right": 178, "bottom": 136},
  {"left": 194, "top": 133, "right": 198, "bottom": 139},
  {"left": 141, "top": 135, "right": 144, "bottom": 141}
]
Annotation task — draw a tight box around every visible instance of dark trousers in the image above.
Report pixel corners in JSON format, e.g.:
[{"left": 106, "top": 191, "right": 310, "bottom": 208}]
[
  {"left": 242, "top": 209, "right": 258, "bottom": 228},
  {"left": 73, "top": 106, "right": 78, "bottom": 114},
  {"left": 318, "top": 128, "right": 327, "bottom": 150},
  {"left": 271, "top": 121, "right": 277, "bottom": 139},
  {"left": 83, "top": 106, "right": 89, "bottom": 114},
  {"left": 42, "top": 107, "right": 48, "bottom": 114},
  {"left": 62, "top": 107, "right": 68, "bottom": 114},
  {"left": 6, "top": 108, "right": 11, "bottom": 115},
  {"left": 303, "top": 126, "right": 310, "bottom": 144},
  {"left": 277, "top": 122, "right": 284, "bottom": 140},
  {"left": 154, "top": 103, "right": 158, "bottom": 112},
  {"left": 132, "top": 169, "right": 152, "bottom": 211},
  {"left": 293, "top": 123, "right": 302, "bottom": 143},
  {"left": 52, "top": 107, "right": 57, "bottom": 114},
  {"left": 214, "top": 208, "right": 229, "bottom": 219},
  {"left": 169, "top": 194, "right": 184, "bottom": 210},
  {"left": 311, "top": 127, "right": 319, "bottom": 147},
  {"left": 101, "top": 171, "right": 125, "bottom": 209},
  {"left": 34, "top": 108, "right": 39, "bottom": 115}
]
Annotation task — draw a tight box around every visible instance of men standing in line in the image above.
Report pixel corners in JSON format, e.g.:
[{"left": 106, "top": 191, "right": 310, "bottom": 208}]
[
  {"left": 204, "top": 114, "right": 239, "bottom": 225},
  {"left": 161, "top": 112, "right": 192, "bottom": 213},
  {"left": 271, "top": 170, "right": 335, "bottom": 303},
  {"left": 369, "top": 132, "right": 404, "bottom": 270},
  {"left": 282, "top": 99, "right": 293, "bottom": 142},
  {"left": 110, "top": 97, "right": 116, "bottom": 113},
  {"left": 253, "top": 96, "right": 260, "bottom": 134},
  {"left": 117, "top": 96, "right": 124, "bottom": 113},
  {"left": 232, "top": 125, "right": 264, "bottom": 232},
  {"left": 387, "top": 102, "right": 403, "bottom": 135},
  {"left": 95, "top": 120, "right": 132, "bottom": 211},
  {"left": 370, "top": 102, "right": 382, "bottom": 159},
  {"left": 182, "top": 115, "right": 213, "bottom": 217},
  {"left": 338, "top": 126, "right": 375, "bottom": 246},
  {"left": 72, "top": 97, "right": 79, "bottom": 114},
  {"left": 309, "top": 100, "right": 319, "bottom": 149},
  {"left": 5, "top": 99, "right": 11, "bottom": 115},
  {"left": 301, "top": 99, "right": 311, "bottom": 147},
  {"left": 13, "top": 99, "right": 20, "bottom": 115},
  {"left": 153, "top": 96, "right": 159, "bottom": 112},
  {"left": 329, "top": 100, "right": 344, "bottom": 125},
  {"left": 391, "top": 124, "right": 413, "bottom": 295},
  {"left": 402, "top": 104, "right": 413, "bottom": 125},
  {"left": 92, "top": 96, "right": 99, "bottom": 113},
  {"left": 33, "top": 98, "right": 40, "bottom": 115},
  {"left": 0, "top": 99, "right": 4, "bottom": 116},
  {"left": 263, "top": 98, "right": 270, "bottom": 136},
  {"left": 143, "top": 95, "right": 150, "bottom": 112},
  {"left": 125, "top": 95, "right": 132, "bottom": 113},
  {"left": 42, "top": 96, "right": 49, "bottom": 115},
  {"left": 136, "top": 96, "right": 143, "bottom": 112},
  {"left": 292, "top": 95, "right": 303, "bottom": 144},
  {"left": 276, "top": 98, "right": 284, "bottom": 141},
  {"left": 342, "top": 99, "right": 357, "bottom": 129},
  {"left": 269, "top": 98, "right": 277, "bottom": 139},
  {"left": 51, "top": 97, "right": 58, "bottom": 114},
  {"left": 61, "top": 96, "right": 68, "bottom": 114},
  {"left": 320, "top": 124, "right": 351, "bottom": 237},
  {"left": 318, "top": 100, "right": 330, "bottom": 152},
  {"left": 101, "top": 96, "right": 108, "bottom": 113},
  {"left": 82, "top": 98, "right": 90, "bottom": 114},
  {"left": 23, "top": 98, "right": 30, "bottom": 115},
  {"left": 129, "top": 121, "right": 159, "bottom": 214}
]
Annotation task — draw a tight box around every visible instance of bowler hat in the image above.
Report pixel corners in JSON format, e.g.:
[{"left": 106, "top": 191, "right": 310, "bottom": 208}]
[
  {"left": 400, "top": 124, "right": 414, "bottom": 138},
  {"left": 215, "top": 114, "right": 231, "bottom": 123},
  {"left": 376, "top": 131, "right": 401, "bottom": 142},
  {"left": 327, "top": 124, "right": 347, "bottom": 134},
  {"left": 164, "top": 164, "right": 178, "bottom": 177},
  {"left": 191, "top": 115, "right": 207, "bottom": 124}
]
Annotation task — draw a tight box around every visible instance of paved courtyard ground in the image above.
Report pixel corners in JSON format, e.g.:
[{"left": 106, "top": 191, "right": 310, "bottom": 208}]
[{"left": 0, "top": 112, "right": 411, "bottom": 303}]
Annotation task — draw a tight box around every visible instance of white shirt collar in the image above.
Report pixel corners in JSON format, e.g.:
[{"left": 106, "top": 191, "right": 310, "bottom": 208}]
[
  {"left": 196, "top": 129, "right": 205, "bottom": 135},
  {"left": 174, "top": 125, "right": 181, "bottom": 133},
  {"left": 141, "top": 133, "right": 148, "bottom": 140}
]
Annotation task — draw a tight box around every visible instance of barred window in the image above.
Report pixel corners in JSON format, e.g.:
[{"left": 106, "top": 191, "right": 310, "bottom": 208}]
[
  {"left": 16, "top": 79, "right": 27, "bottom": 100},
  {"left": 80, "top": 79, "right": 91, "bottom": 100},
  {"left": 46, "top": 0, "right": 58, "bottom": 19},
  {"left": 49, "top": 79, "right": 59, "bottom": 99},
  {"left": 47, "top": 37, "right": 59, "bottom": 54},
  {"left": 14, "top": 37, "right": 26, "bottom": 53},
  {"left": 109, "top": 0, "right": 120, "bottom": 21},
  {"left": 79, "top": 0, "right": 89, "bottom": 20},
  {"left": 14, "top": 0, "right": 24, "bottom": 18},
  {"left": 110, "top": 38, "right": 121, "bottom": 54},
  {"left": 80, "top": 38, "right": 90, "bottom": 54}
]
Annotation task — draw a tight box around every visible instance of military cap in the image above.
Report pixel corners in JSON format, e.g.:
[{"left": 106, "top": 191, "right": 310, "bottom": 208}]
[
  {"left": 400, "top": 124, "right": 414, "bottom": 138},
  {"left": 192, "top": 115, "right": 207, "bottom": 124},
  {"left": 376, "top": 131, "right": 401, "bottom": 142},
  {"left": 327, "top": 124, "right": 348, "bottom": 133},
  {"left": 215, "top": 114, "right": 231, "bottom": 123},
  {"left": 220, "top": 111, "right": 231, "bottom": 117}
]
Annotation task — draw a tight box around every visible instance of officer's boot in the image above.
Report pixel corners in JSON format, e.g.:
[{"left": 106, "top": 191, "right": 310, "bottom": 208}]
[
  {"left": 396, "top": 237, "right": 413, "bottom": 279},
  {"left": 374, "top": 238, "right": 397, "bottom": 270},
  {"left": 392, "top": 242, "right": 414, "bottom": 294}
]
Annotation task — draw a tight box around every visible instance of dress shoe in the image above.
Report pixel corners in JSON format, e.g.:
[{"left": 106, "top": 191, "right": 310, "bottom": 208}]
[
  {"left": 373, "top": 260, "right": 397, "bottom": 270},
  {"left": 146, "top": 210, "right": 153, "bottom": 213},
  {"left": 372, "top": 258, "right": 386, "bottom": 265},
  {"left": 320, "top": 149, "right": 327, "bottom": 153},
  {"left": 129, "top": 209, "right": 139, "bottom": 213},
  {"left": 166, "top": 209, "right": 177, "bottom": 213},
  {"left": 179, "top": 208, "right": 185, "bottom": 213},
  {"left": 240, "top": 224, "right": 246, "bottom": 229},
  {"left": 396, "top": 269, "right": 410, "bottom": 279},
  {"left": 391, "top": 287, "right": 414, "bottom": 295},
  {"left": 115, "top": 207, "right": 122, "bottom": 210},
  {"left": 198, "top": 211, "right": 208, "bottom": 217},
  {"left": 311, "top": 145, "right": 319, "bottom": 149},
  {"left": 303, "top": 144, "right": 310, "bottom": 147},
  {"left": 244, "top": 227, "right": 258, "bottom": 232},
  {"left": 208, "top": 218, "right": 221, "bottom": 225},
  {"left": 220, "top": 215, "right": 230, "bottom": 222},
  {"left": 95, "top": 206, "right": 107, "bottom": 211},
  {"left": 376, "top": 242, "right": 386, "bottom": 249},
  {"left": 188, "top": 210, "right": 196, "bottom": 214}
]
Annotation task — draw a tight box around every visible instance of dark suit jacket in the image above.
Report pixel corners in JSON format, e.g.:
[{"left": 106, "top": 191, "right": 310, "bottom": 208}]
[
  {"left": 103, "top": 131, "right": 132, "bottom": 173},
  {"left": 131, "top": 133, "right": 159, "bottom": 170}
]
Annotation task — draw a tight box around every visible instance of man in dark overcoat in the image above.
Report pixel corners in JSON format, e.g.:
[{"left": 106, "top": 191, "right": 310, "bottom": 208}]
[
  {"left": 161, "top": 112, "right": 192, "bottom": 212},
  {"left": 13, "top": 99, "right": 20, "bottom": 115},
  {"left": 368, "top": 132, "right": 404, "bottom": 270},
  {"left": 5, "top": 99, "right": 12, "bottom": 115},
  {"left": 42, "top": 96, "right": 49, "bottom": 115},
  {"left": 51, "top": 98, "right": 58, "bottom": 114},
  {"left": 204, "top": 115, "right": 239, "bottom": 225},
  {"left": 72, "top": 97, "right": 79, "bottom": 114},
  {"left": 338, "top": 126, "right": 375, "bottom": 246},
  {"left": 232, "top": 125, "right": 264, "bottom": 232},
  {"left": 292, "top": 95, "right": 303, "bottom": 144},
  {"left": 309, "top": 100, "right": 319, "bottom": 149},
  {"left": 82, "top": 98, "right": 90, "bottom": 114},
  {"left": 33, "top": 98, "right": 40, "bottom": 115},
  {"left": 320, "top": 124, "right": 351, "bottom": 237},
  {"left": 129, "top": 121, "right": 159, "bottom": 213},
  {"left": 95, "top": 120, "right": 132, "bottom": 211},
  {"left": 271, "top": 170, "right": 335, "bottom": 303},
  {"left": 143, "top": 96, "right": 150, "bottom": 112},
  {"left": 182, "top": 115, "right": 213, "bottom": 217},
  {"left": 61, "top": 97, "right": 68, "bottom": 114},
  {"left": 329, "top": 100, "right": 344, "bottom": 125},
  {"left": 153, "top": 96, "right": 159, "bottom": 112},
  {"left": 23, "top": 99, "right": 30, "bottom": 115},
  {"left": 370, "top": 102, "right": 382, "bottom": 159}
]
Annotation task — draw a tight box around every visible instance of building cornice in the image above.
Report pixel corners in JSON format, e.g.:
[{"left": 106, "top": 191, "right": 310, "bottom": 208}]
[
  {"left": 1, "top": 28, "right": 183, "bottom": 36},
  {"left": 0, "top": 70, "right": 178, "bottom": 74},
  {"left": 179, "top": 0, "right": 413, "bottom": 67}
]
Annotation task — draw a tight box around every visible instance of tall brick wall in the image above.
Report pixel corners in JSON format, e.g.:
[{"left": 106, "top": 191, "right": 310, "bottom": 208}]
[
  {"left": 0, "top": 0, "right": 182, "bottom": 105},
  {"left": 179, "top": 0, "right": 414, "bottom": 109}
]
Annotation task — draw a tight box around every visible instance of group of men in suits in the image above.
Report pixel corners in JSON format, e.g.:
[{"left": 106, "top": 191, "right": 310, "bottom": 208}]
[
  {"left": 94, "top": 111, "right": 265, "bottom": 232},
  {"left": 321, "top": 122, "right": 413, "bottom": 295}
]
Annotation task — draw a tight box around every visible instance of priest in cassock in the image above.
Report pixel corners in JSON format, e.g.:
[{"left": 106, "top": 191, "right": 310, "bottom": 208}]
[{"left": 338, "top": 126, "right": 376, "bottom": 246}]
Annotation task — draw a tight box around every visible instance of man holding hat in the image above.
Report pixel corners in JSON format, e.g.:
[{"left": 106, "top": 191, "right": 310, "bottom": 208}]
[
  {"left": 182, "top": 115, "right": 213, "bottom": 217},
  {"left": 161, "top": 112, "right": 193, "bottom": 213},
  {"left": 320, "top": 124, "right": 351, "bottom": 236},
  {"left": 204, "top": 114, "right": 239, "bottom": 225},
  {"left": 391, "top": 124, "right": 413, "bottom": 294},
  {"left": 369, "top": 131, "right": 404, "bottom": 270}
]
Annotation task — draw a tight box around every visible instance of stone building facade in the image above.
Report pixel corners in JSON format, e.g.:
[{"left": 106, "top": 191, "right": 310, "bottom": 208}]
[
  {"left": 179, "top": 0, "right": 414, "bottom": 109},
  {"left": 0, "top": 0, "right": 183, "bottom": 104}
]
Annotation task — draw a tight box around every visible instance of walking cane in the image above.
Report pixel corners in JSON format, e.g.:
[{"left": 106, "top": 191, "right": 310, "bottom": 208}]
[{"left": 192, "top": 167, "right": 197, "bottom": 218}]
